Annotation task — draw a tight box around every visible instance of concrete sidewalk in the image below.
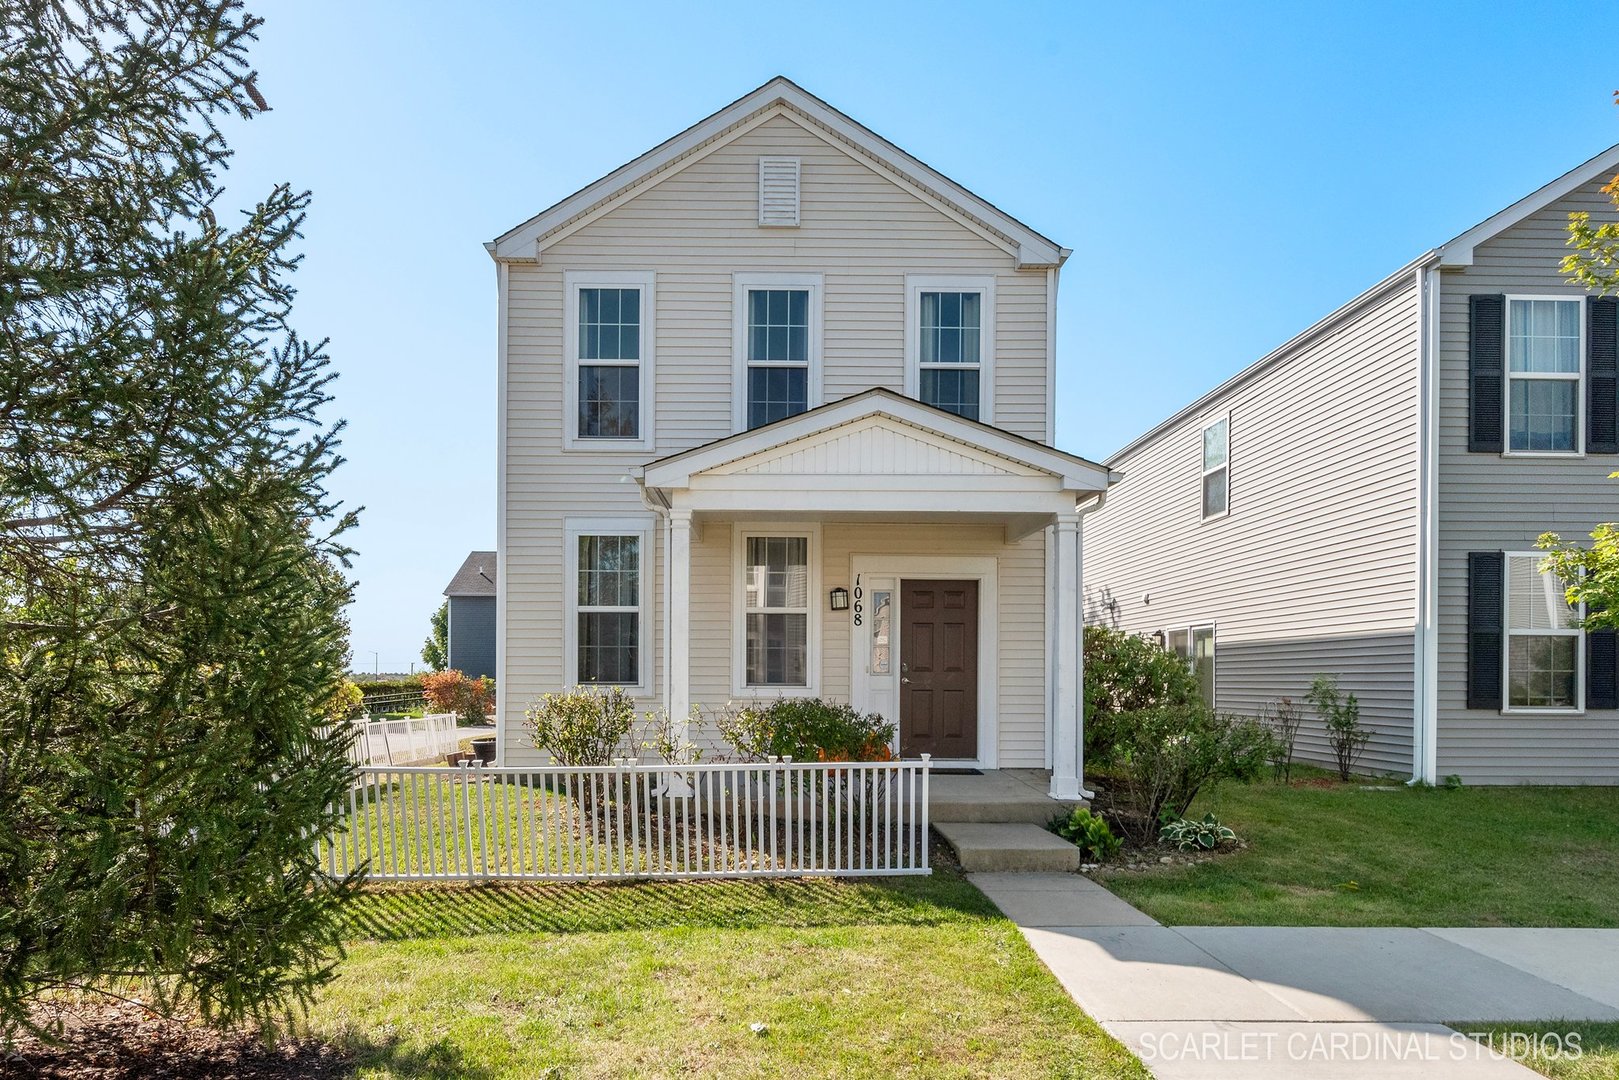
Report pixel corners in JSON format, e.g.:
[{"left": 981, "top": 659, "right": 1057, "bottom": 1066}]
[{"left": 970, "top": 872, "right": 1619, "bottom": 1078}]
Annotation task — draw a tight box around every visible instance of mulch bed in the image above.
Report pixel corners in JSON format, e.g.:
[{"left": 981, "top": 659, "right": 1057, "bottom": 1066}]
[{"left": 2, "top": 1002, "right": 347, "bottom": 1080}]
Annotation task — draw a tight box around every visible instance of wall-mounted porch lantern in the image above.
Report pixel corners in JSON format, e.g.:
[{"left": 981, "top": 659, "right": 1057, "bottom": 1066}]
[{"left": 829, "top": 586, "right": 850, "bottom": 611}]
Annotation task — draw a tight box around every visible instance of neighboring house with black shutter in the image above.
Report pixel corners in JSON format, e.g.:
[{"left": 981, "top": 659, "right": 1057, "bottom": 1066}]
[
  {"left": 443, "top": 551, "right": 497, "bottom": 680},
  {"left": 1084, "top": 145, "right": 1619, "bottom": 785},
  {"left": 484, "top": 79, "right": 1113, "bottom": 796}
]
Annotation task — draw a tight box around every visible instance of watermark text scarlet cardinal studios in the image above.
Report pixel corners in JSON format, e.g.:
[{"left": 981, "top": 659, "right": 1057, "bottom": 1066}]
[{"left": 1135, "top": 1029, "right": 1584, "bottom": 1064}]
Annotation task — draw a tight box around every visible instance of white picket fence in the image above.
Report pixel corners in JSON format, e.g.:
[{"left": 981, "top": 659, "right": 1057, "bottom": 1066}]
[
  {"left": 318, "top": 757, "right": 932, "bottom": 881},
  {"left": 346, "top": 712, "right": 462, "bottom": 766}
]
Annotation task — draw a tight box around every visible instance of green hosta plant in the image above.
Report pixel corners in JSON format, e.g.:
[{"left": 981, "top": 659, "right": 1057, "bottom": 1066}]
[
  {"left": 1051, "top": 807, "right": 1123, "bottom": 863},
  {"left": 1160, "top": 813, "right": 1238, "bottom": 852}
]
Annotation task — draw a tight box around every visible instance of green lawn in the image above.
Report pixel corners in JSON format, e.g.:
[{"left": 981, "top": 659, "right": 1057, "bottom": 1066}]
[
  {"left": 1462, "top": 1023, "right": 1619, "bottom": 1079},
  {"left": 303, "top": 868, "right": 1148, "bottom": 1079},
  {"left": 1096, "top": 775, "right": 1619, "bottom": 927}
]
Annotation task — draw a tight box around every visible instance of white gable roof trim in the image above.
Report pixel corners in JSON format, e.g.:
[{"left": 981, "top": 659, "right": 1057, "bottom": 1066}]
[
  {"left": 1437, "top": 141, "right": 1619, "bottom": 267},
  {"left": 639, "top": 389, "right": 1112, "bottom": 493},
  {"left": 1107, "top": 140, "right": 1619, "bottom": 464},
  {"left": 488, "top": 77, "right": 1069, "bottom": 270}
]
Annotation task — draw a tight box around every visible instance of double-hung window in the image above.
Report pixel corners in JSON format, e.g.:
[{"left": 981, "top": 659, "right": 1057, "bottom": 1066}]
[
  {"left": 564, "top": 271, "right": 655, "bottom": 449},
  {"left": 1504, "top": 552, "right": 1583, "bottom": 711},
  {"left": 734, "top": 274, "right": 821, "bottom": 431},
  {"left": 907, "top": 276, "right": 994, "bottom": 421},
  {"left": 566, "top": 519, "right": 652, "bottom": 690},
  {"left": 1506, "top": 297, "right": 1583, "bottom": 454},
  {"left": 1201, "top": 415, "right": 1229, "bottom": 518},
  {"left": 735, "top": 527, "right": 818, "bottom": 692}
]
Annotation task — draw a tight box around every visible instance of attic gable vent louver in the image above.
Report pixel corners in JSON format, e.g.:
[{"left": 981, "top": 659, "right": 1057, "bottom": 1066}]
[{"left": 758, "top": 156, "right": 800, "bottom": 226}]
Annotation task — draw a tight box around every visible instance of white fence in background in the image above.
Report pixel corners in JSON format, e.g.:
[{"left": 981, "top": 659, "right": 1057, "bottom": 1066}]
[
  {"left": 346, "top": 712, "right": 462, "bottom": 766},
  {"left": 317, "top": 757, "right": 932, "bottom": 881}
]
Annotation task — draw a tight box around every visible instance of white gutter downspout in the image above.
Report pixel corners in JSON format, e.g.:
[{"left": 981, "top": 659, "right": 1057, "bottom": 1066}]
[
  {"left": 1072, "top": 489, "right": 1110, "bottom": 801},
  {"left": 631, "top": 467, "right": 674, "bottom": 722},
  {"left": 1411, "top": 261, "right": 1442, "bottom": 785}
]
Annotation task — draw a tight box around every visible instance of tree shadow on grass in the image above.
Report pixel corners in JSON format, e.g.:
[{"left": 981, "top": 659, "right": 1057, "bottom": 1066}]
[
  {"left": 5, "top": 1000, "right": 495, "bottom": 1080},
  {"left": 344, "top": 864, "right": 999, "bottom": 942}
]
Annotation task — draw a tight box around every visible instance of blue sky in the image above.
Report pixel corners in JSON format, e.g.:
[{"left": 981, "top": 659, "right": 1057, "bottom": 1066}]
[{"left": 222, "top": 1, "right": 1617, "bottom": 673}]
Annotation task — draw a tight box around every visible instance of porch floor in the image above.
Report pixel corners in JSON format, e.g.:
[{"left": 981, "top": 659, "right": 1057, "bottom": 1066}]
[{"left": 930, "top": 768, "right": 1083, "bottom": 825}]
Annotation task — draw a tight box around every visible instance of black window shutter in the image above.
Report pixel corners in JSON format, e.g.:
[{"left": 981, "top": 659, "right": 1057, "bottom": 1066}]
[
  {"left": 1467, "top": 551, "right": 1504, "bottom": 710},
  {"left": 1469, "top": 295, "right": 1505, "bottom": 453},
  {"left": 1588, "top": 595, "right": 1618, "bottom": 709},
  {"left": 1588, "top": 296, "right": 1618, "bottom": 454}
]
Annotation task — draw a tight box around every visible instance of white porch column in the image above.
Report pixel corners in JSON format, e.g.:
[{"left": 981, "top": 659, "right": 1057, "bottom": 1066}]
[
  {"left": 1050, "top": 512, "right": 1083, "bottom": 800},
  {"left": 668, "top": 509, "right": 692, "bottom": 744}
]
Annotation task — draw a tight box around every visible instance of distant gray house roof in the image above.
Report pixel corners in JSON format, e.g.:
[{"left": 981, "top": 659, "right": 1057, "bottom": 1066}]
[{"left": 443, "top": 551, "right": 497, "bottom": 597}]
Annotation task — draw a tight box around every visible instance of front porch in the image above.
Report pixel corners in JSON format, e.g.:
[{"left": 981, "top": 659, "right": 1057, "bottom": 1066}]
[{"left": 635, "top": 389, "right": 1116, "bottom": 801}]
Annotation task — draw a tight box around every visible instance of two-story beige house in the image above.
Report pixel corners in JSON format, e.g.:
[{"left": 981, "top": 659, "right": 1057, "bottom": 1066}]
[
  {"left": 1084, "top": 146, "right": 1619, "bottom": 785},
  {"left": 485, "top": 78, "right": 1111, "bottom": 798}
]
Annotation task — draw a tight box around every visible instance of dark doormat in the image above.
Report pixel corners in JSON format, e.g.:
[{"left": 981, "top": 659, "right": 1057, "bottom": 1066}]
[{"left": 929, "top": 768, "right": 983, "bottom": 776}]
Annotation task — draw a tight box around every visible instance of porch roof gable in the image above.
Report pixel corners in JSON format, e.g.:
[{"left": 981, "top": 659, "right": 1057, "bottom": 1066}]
[{"left": 637, "top": 389, "right": 1114, "bottom": 495}]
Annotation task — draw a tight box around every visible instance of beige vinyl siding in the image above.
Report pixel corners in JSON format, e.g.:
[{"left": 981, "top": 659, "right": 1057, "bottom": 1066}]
[
  {"left": 1435, "top": 176, "right": 1619, "bottom": 784},
  {"left": 501, "top": 113, "right": 1053, "bottom": 760},
  {"left": 1083, "top": 277, "right": 1422, "bottom": 774}
]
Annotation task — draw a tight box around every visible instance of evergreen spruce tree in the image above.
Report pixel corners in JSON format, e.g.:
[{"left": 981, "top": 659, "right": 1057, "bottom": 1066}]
[{"left": 0, "top": 0, "right": 360, "bottom": 1035}]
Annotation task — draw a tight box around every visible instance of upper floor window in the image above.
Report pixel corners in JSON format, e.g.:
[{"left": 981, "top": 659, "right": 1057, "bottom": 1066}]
[
  {"left": 733, "top": 274, "right": 821, "bottom": 431},
  {"left": 1504, "top": 551, "right": 1583, "bottom": 711},
  {"left": 564, "top": 271, "right": 655, "bottom": 450},
  {"left": 1201, "top": 415, "right": 1229, "bottom": 518},
  {"left": 1507, "top": 297, "right": 1583, "bottom": 454},
  {"left": 907, "top": 275, "right": 995, "bottom": 422}
]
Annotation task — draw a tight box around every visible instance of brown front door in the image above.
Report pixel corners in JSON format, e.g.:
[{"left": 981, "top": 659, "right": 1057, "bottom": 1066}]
[{"left": 899, "top": 579, "right": 979, "bottom": 759}]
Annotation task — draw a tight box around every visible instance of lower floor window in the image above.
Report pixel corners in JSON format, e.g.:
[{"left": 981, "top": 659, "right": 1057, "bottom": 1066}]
[
  {"left": 1505, "top": 552, "right": 1582, "bottom": 709},
  {"left": 577, "top": 533, "right": 640, "bottom": 685},
  {"left": 1163, "top": 623, "right": 1216, "bottom": 704},
  {"left": 743, "top": 534, "right": 809, "bottom": 686}
]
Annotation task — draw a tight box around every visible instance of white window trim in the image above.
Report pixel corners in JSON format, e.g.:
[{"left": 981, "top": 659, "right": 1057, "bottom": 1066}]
[
  {"left": 1200, "top": 412, "right": 1230, "bottom": 521},
  {"left": 732, "top": 522, "right": 822, "bottom": 697},
  {"left": 564, "top": 516, "right": 656, "bottom": 695},
  {"left": 1502, "top": 293, "right": 1585, "bottom": 459},
  {"left": 1501, "top": 550, "right": 1585, "bottom": 715},
  {"left": 732, "top": 273, "right": 823, "bottom": 434},
  {"left": 563, "top": 270, "right": 656, "bottom": 452},
  {"left": 904, "top": 274, "right": 996, "bottom": 423}
]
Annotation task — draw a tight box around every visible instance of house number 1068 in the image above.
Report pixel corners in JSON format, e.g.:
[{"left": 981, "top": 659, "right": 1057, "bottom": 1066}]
[{"left": 852, "top": 577, "right": 863, "bottom": 627}]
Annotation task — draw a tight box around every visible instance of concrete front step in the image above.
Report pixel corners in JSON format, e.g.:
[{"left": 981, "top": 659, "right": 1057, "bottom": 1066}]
[
  {"left": 928, "top": 769, "right": 1082, "bottom": 825},
  {"left": 934, "top": 821, "right": 1082, "bottom": 873},
  {"left": 931, "top": 796, "right": 1076, "bottom": 825}
]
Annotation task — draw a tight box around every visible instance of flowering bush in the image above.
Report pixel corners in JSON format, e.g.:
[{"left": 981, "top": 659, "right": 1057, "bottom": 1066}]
[
  {"left": 524, "top": 685, "right": 635, "bottom": 765},
  {"left": 713, "top": 698, "right": 895, "bottom": 762},
  {"left": 421, "top": 670, "right": 493, "bottom": 725}
]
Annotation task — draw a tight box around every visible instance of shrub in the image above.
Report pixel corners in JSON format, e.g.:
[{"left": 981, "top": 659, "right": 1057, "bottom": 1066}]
[
  {"left": 1160, "top": 812, "right": 1238, "bottom": 852},
  {"left": 1051, "top": 807, "right": 1122, "bottom": 862},
  {"left": 319, "top": 679, "right": 364, "bottom": 723},
  {"left": 713, "top": 698, "right": 895, "bottom": 762},
  {"left": 1106, "top": 704, "right": 1274, "bottom": 842},
  {"left": 1084, "top": 626, "right": 1202, "bottom": 768},
  {"left": 640, "top": 706, "right": 705, "bottom": 766},
  {"left": 421, "top": 670, "right": 493, "bottom": 725},
  {"left": 524, "top": 686, "right": 636, "bottom": 765},
  {"left": 1306, "top": 674, "right": 1370, "bottom": 781},
  {"left": 1263, "top": 696, "right": 1304, "bottom": 782}
]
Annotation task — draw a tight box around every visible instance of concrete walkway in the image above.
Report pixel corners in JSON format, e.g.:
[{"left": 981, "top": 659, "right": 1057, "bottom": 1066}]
[{"left": 970, "top": 872, "right": 1619, "bottom": 1078}]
